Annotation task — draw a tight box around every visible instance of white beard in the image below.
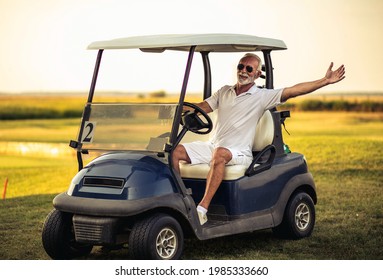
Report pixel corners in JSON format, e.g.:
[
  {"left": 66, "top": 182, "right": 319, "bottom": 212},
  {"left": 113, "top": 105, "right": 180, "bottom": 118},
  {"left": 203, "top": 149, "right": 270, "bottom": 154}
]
[{"left": 237, "top": 73, "right": 255, "bottom": 86}]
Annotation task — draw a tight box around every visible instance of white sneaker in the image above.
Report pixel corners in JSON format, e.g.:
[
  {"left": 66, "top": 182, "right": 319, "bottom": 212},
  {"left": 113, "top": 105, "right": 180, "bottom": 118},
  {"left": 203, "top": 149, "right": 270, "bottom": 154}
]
[{"left": 197, "top": 206, "right": 208, "bottom": 225}]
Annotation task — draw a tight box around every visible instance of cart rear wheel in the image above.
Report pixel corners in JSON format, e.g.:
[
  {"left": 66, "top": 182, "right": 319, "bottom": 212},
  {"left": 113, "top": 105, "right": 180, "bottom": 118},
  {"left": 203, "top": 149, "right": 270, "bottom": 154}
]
[
  {"left": 42, "top": 209, "right": 93, "bottom": 259},
  {"left": 273, "top": 192, "right": 315, "bottom": 239},
  {"left": 129, "top": 213, "right": 184, "bottom": 260}
]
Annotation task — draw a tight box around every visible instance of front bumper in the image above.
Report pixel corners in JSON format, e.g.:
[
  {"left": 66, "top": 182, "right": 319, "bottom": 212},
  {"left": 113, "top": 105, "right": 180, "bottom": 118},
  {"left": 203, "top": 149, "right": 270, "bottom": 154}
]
[{"left": 53, "top": 192, "right": 188, "bottom": 217}]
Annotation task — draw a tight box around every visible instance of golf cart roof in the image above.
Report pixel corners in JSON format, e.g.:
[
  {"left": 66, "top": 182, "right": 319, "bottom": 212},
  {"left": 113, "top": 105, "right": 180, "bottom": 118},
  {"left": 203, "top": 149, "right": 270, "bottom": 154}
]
[{"left": 87, "top": 33, "right": 287, "bottom": 52}]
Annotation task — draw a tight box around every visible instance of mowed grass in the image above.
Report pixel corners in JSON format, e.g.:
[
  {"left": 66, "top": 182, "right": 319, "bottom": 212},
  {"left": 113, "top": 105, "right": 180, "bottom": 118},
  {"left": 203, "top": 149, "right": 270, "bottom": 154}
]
[
  {"left": 0, "top": 110, "right": 382, "bottom": 260},
  {"left": 279, "top": 112, "right": 383, "bottom": 260}
]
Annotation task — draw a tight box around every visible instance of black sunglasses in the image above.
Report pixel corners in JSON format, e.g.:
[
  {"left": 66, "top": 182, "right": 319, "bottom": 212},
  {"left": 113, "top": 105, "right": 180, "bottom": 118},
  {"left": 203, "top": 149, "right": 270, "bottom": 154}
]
[{"left": 237, "top": 64, "right": 254, "bottom": 73}]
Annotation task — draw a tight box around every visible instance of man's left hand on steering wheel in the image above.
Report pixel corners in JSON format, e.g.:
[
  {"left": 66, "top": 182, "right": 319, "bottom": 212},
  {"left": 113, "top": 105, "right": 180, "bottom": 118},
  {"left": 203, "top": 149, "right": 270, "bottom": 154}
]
[{"left": 181, "top": 102, "right": 213, "bottom": 135}]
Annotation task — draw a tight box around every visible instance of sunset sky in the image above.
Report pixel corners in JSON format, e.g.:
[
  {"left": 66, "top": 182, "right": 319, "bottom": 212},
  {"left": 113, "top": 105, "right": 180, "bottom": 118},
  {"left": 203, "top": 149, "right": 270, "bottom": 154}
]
[{"left": 0, "top": 0, "right": 382, "bottom": 94}]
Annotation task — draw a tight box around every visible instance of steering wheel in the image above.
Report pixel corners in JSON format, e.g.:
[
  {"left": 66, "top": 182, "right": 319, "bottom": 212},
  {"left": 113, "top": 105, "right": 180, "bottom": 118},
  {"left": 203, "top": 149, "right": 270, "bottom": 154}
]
[{"left": 181, "top": 102, "right": 213, "bottom": 135}]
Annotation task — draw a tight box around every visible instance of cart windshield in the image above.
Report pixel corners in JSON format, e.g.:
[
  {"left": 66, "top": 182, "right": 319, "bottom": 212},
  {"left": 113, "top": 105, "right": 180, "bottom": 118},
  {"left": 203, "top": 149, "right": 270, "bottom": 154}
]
[{"left": 78, "top": 103, "right": 178, "bottom": 152}]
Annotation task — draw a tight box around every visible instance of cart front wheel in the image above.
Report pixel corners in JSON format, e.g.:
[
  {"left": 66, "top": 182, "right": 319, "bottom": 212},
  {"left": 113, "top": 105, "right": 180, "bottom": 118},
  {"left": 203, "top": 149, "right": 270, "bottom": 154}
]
[
  {"left": 42, "top": 209, "right": 93, "bottom": 259},
  {"left": 129, "top": 213, "right": 184, "bottom": 260}
]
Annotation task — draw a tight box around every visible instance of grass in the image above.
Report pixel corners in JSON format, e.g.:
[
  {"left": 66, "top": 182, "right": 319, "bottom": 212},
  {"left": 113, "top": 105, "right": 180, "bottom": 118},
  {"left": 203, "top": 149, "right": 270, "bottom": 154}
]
[{"left": 0, "top": 109, "right": 382, "bottom": 260}]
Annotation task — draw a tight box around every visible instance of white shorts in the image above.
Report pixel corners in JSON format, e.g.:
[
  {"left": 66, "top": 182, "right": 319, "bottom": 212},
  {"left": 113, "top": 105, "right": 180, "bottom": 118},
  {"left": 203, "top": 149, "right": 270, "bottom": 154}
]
[{"left": 182, "top": 141, "right": 253, "bottom": 166}]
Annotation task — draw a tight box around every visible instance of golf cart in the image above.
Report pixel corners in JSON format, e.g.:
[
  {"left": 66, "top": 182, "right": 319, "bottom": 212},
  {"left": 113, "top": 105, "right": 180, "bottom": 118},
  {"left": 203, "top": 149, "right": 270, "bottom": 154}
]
[{"left": 42, "top": 34, "right": 317, "bottom": 260}]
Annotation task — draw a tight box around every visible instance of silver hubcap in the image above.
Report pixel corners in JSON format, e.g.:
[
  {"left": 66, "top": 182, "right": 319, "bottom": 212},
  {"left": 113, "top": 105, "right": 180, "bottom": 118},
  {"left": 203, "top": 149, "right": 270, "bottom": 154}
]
[
  {"left": 295, "top": 202, "right": 310, "bottom": 231},
  {"left": 156, "top": 227, "right": 177, "bottom": 259}
]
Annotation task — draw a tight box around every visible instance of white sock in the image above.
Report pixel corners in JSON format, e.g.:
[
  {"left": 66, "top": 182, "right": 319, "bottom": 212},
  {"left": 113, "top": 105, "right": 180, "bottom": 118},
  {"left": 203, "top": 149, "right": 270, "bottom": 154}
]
[{"left": 197, "top": 205, "right": 207, "bottom": 214}]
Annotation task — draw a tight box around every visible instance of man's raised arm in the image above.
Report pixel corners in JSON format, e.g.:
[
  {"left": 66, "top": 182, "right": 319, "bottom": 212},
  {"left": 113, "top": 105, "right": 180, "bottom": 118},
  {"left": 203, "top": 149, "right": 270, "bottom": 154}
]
[{"left": 281, "top": 62, "right": 345, "bottom": 102}]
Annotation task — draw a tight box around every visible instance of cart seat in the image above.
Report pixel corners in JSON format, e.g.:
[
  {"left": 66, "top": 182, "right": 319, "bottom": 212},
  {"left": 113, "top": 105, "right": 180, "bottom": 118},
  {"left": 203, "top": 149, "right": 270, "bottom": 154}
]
[{"left": 179, "top": 110, "right": 274, "bottom": 180}]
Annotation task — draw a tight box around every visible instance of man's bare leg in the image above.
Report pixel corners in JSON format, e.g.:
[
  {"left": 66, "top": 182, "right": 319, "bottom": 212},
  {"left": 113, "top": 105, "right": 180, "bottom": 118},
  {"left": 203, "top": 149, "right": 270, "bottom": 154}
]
[
  {"left": 198, "top": 147, "right": 232, "bottom": 210},
  {"left": 172, "top": 145, "right": 231, "bottom": 225}
]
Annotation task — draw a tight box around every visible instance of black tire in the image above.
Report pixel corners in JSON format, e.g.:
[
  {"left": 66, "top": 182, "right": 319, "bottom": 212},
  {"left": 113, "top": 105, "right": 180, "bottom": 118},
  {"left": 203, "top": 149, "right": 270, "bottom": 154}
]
[
  {"left": 129, "top": 213, "right": 184, "bottom": 260},
  {"left": 42, "top": 209, "right": 93, "bottom": 259},
  {"left": 273, "top": 192, "right": 315, "bottom": 239}
]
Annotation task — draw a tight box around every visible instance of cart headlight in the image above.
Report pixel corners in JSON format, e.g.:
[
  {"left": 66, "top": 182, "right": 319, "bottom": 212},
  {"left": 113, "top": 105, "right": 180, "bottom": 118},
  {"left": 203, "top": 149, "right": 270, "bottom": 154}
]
[
  {"left": 67, "top": 168, "right": 88, "bottom": 196},
  {"left": 67, "top": 182, "right": 76, "bottom": 196}
]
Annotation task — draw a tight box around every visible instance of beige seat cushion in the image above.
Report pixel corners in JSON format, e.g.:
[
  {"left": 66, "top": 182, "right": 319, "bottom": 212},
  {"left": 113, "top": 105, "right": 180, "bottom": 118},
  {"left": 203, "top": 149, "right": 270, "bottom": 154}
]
[{"left": 179, "top": 161, "right": 260, "bottom": 180}]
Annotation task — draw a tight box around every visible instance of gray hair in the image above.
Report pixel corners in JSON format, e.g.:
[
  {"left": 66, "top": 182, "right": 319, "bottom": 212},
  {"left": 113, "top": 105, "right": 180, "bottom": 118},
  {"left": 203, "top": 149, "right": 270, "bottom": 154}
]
[{"left": 241, "top": 53, "right": 262, "bottom": 71}]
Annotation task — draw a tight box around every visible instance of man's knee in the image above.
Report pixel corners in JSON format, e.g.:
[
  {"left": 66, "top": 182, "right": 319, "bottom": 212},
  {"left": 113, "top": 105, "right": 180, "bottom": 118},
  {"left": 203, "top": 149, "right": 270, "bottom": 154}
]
[
  {"left": 173, "top": 144, "right": 190, "bottom": 163},
  {"left": 211, "top": 147, "right": 232, "bottom": 165}
]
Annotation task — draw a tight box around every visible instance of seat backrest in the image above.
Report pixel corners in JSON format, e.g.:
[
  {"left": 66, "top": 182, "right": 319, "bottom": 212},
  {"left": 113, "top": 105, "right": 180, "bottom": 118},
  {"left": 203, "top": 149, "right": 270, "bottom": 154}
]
[{"left": 252, "top": 110, "right": 274, "bottom": 151}]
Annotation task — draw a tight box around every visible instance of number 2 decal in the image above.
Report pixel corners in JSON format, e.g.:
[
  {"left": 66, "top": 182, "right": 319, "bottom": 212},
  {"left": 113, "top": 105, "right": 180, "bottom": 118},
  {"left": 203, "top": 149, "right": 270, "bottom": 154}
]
[{"left": 81, "top": 121, "right": 97, "bottom": 143}]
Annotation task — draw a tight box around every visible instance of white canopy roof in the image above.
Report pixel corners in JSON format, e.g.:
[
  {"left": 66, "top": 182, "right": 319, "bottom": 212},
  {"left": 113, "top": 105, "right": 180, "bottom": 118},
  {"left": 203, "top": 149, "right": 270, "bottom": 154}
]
[{"left": 88, "top": 33, "right": 287, "bottom": 52}]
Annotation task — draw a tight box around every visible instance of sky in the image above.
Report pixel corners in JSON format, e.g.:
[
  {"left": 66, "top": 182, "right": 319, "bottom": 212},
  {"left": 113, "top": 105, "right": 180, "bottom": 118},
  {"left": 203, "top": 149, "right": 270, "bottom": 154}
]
[{"left": 0, "top": 0, "right": 382, "bottom": 94}]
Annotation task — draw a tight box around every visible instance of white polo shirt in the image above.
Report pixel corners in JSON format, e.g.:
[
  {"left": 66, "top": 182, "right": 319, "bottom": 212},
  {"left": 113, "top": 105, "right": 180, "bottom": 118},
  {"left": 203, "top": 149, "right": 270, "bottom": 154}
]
[{"left": 205, "top": 84, "right": 284, "bottom": 158}]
